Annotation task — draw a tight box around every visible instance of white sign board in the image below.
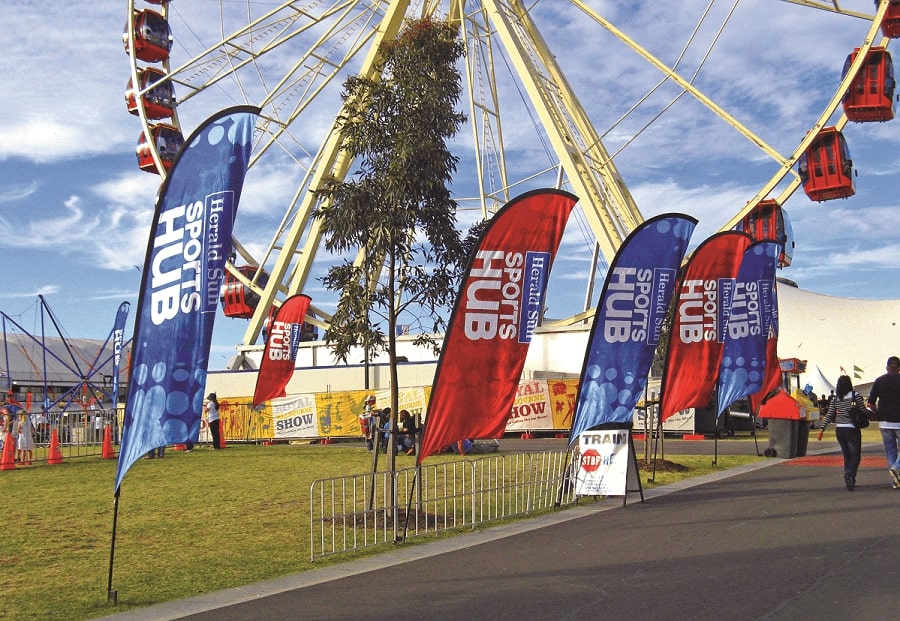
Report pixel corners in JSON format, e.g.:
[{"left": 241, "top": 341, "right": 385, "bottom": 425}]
[{"left": 573, "top": 429, "right": 631, "bottom": 497}]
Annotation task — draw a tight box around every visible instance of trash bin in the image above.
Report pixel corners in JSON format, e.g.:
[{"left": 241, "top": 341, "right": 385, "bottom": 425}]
[
  {"left": 758, "top": 391, "right": 803, "bottom": 458},
  {"left": 765, "top": 418, "right": 798, "bottom": 458},
  {"left": 795, "top": 420, "right": 810, "bottom": 457}
]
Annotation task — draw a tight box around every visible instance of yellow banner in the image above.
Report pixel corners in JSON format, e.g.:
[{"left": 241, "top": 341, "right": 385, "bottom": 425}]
[
  {"left": 315, "top": 391, "right": 365, "bottom": 437},
  {"left": 218, "top": 380, "right": 574, "bottom": 441},
  {"left": 548, "top": 378, "right": 579, "bottom": 430}
]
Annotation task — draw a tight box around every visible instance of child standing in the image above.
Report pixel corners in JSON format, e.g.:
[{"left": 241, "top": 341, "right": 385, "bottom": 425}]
[{"left": 16, "top": 410, "right": 35, "bottom": 465}]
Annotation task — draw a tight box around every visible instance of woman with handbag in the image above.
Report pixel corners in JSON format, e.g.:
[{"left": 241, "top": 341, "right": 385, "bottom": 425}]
[{"left": 817, "top": 374, "right": 868, "bottom": 491}]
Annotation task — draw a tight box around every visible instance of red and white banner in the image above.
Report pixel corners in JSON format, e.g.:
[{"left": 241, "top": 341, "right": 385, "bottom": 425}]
[
  {"left": 252, "top": 294, "right": 311, "bottom": 406},
  {"left": 417, "top": 189, "right": 577, "bottom": 462},
  {"left": 658, "top": 231, "right": 752, "bottom": 422}
]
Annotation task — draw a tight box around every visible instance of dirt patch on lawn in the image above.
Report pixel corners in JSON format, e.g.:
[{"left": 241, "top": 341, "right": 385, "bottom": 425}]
[{"left": 638, "top": 459, "right": 690, "bottom": 473}]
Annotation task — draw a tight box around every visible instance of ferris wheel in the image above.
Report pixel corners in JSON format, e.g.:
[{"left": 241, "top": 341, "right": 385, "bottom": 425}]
[{"left": 122, "top": 0, "right": 899, "bottom": 363}]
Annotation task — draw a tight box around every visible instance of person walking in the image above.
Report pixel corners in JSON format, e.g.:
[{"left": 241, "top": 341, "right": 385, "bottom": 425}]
[
  {"left": 816, "top": 374, "right": 867, "bottom": 491},
  {"left": 205, "top": 393, "right": 222, "bottom": 449},
  {"left": 867, "top": 355, "right": 900, "bottom": 489}
]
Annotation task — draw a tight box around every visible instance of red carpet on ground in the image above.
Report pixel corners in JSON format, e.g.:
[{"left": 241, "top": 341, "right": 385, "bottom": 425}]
[{"left": 785, "top": 456, "right": 885, "bottom": 468}]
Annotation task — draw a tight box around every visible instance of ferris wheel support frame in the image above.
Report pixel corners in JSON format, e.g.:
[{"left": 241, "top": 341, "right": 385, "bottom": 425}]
[
  {"left": 237, "top": 0, "right": 648, "bottom": 353},
  {"left": 237, "top": 0, "right": 411, "bottom": 350},
  {"left": 123, "top": 1, "right": 894, "bottom": 362},
  {"left": 483, "top": 0, "right": 644, "bottom": 258},
  {"left": 230, "top": 0, "right": 893, "bottom": 356}
]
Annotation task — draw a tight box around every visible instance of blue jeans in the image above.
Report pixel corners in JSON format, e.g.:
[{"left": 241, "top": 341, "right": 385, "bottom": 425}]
[
  {"left": 881, "top": 428, "right": 900, "bottom": 470},
  {"left": 835, "top": 426, "right": 862, "bottom": 478}
]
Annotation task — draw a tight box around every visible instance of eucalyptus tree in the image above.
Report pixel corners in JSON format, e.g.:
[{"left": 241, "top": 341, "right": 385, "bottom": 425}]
[{"left": 313, "top": 17, "right": 472, "bottom": 463}]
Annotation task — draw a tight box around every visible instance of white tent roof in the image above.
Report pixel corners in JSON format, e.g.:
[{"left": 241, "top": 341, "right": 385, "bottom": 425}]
[
  {"left": 777, "top": 282, "right": 900, "bottom": 393},
  {"left": 803, "top": 365, "right": 835, "bottom": 398}
]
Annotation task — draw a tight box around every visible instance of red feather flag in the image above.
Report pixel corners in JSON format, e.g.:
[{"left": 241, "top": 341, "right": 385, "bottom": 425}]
[
  {"left": 252, "top": 294, "right": 312, "bottom": 406},
  {"left": 658, "top": 231, "right": 752, "bottom": 422},
  {"left": 417, "top": 189, "right": 577, "bottom": 463}
]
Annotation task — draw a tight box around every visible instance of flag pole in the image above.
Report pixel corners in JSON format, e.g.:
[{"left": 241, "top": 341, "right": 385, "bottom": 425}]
[
  {"left": 713, "top": 419, "right": 720, "bottom": 466},
  {"left": 651, "top": 405, "right": 663, "bottom": 483},
  {"left": 107, "top": 488, "right": 121, "bottom": 603},
  {"left": 555, "top": 448, "right": 573, "bottom": 507}
]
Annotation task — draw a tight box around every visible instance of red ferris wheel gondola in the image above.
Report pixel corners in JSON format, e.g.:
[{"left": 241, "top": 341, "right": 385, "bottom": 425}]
[
  {"left": 879, "top": 0, "right": 900, "bottom": 38},
  {"left": 126, "top": 67, "right": 176, "bottom": 120},
  {"left": 124, "top": 9, "right": 173, "bottom": 64},
  {"left": 842, "top": 47, "right": 896, "bottom": 122},
  {"left": 136, "top": 123, "right": 184, "bottom": 174},
  {"left": 735, "top": 200, "right": 794, "bottom": 268},
  {"left": 221, "top": 266, "right": 270, "bottom": 319},
  {"left": 797, "top": 127, "right": 855, "bottom": 202}
]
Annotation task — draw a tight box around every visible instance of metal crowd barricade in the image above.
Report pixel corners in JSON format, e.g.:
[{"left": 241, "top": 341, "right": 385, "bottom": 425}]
[
  {"left": 309, "top": 449, "right": 579, "bottom": 561},
  {"left": 12, "top": 407, "right": 120, "bottom": 461}
]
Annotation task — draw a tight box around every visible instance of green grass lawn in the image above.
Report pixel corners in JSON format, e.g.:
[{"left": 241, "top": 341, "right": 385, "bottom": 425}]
[{"left": 0, "top": 441, "right": 766, "bottom": 621}]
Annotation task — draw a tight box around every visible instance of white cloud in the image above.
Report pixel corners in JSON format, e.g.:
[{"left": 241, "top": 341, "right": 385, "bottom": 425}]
[
  {"left": 0, "top": 173, "right": 156, "bottom": 272},
  {"left": 0, "top": 196, "right": 92, "bottom": 245},
  {"left": 0, "top": 181, "right": 38, "bottom": 203},
  {"left": 1, "top": 5, "right": 133, "bottom": 162},
  {"left": 0, "top": 285, "right": 59, "bottom": 299},
  {"left": 0, "top": 120, "right": 100, "bottom": 162}
]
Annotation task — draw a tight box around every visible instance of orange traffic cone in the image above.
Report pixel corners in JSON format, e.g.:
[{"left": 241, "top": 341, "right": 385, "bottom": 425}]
[
  {"left": 218, "top": 428, "right": 226, "bottom": 449},
  {"left": 101, "top": 425, "right": 116, "bottom": 459},
  {"left": 1, "top": 432, "right": 16, "bottom": 470},
  {"left": 47, "top": 428, "right": 64, "bottom": 465}
]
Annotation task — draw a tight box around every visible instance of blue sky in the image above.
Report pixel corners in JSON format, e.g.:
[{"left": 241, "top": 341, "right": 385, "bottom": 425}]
[{"left": 1, "top": 1, "right": 898, "bottom": 368}]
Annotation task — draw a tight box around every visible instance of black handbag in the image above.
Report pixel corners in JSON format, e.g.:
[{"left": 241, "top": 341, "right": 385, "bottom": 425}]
[{"left": 849, "top": 401, "right": 870, "bottom": 429}]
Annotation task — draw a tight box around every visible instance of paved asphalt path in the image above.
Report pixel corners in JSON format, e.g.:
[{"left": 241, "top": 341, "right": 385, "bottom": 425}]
[{"left": 100, "top": 437, "right": 900, "bottom": 621}]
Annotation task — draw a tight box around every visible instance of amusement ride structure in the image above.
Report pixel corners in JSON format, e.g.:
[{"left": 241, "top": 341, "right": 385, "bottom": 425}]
[{"left": 122, "top": 0, "right": 900, "bottom": 368}]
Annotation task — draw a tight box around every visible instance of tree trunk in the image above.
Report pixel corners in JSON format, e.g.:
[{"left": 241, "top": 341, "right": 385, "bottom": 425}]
[{"left": 387, "top": 246, "right": 400, "bottom": 541}]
